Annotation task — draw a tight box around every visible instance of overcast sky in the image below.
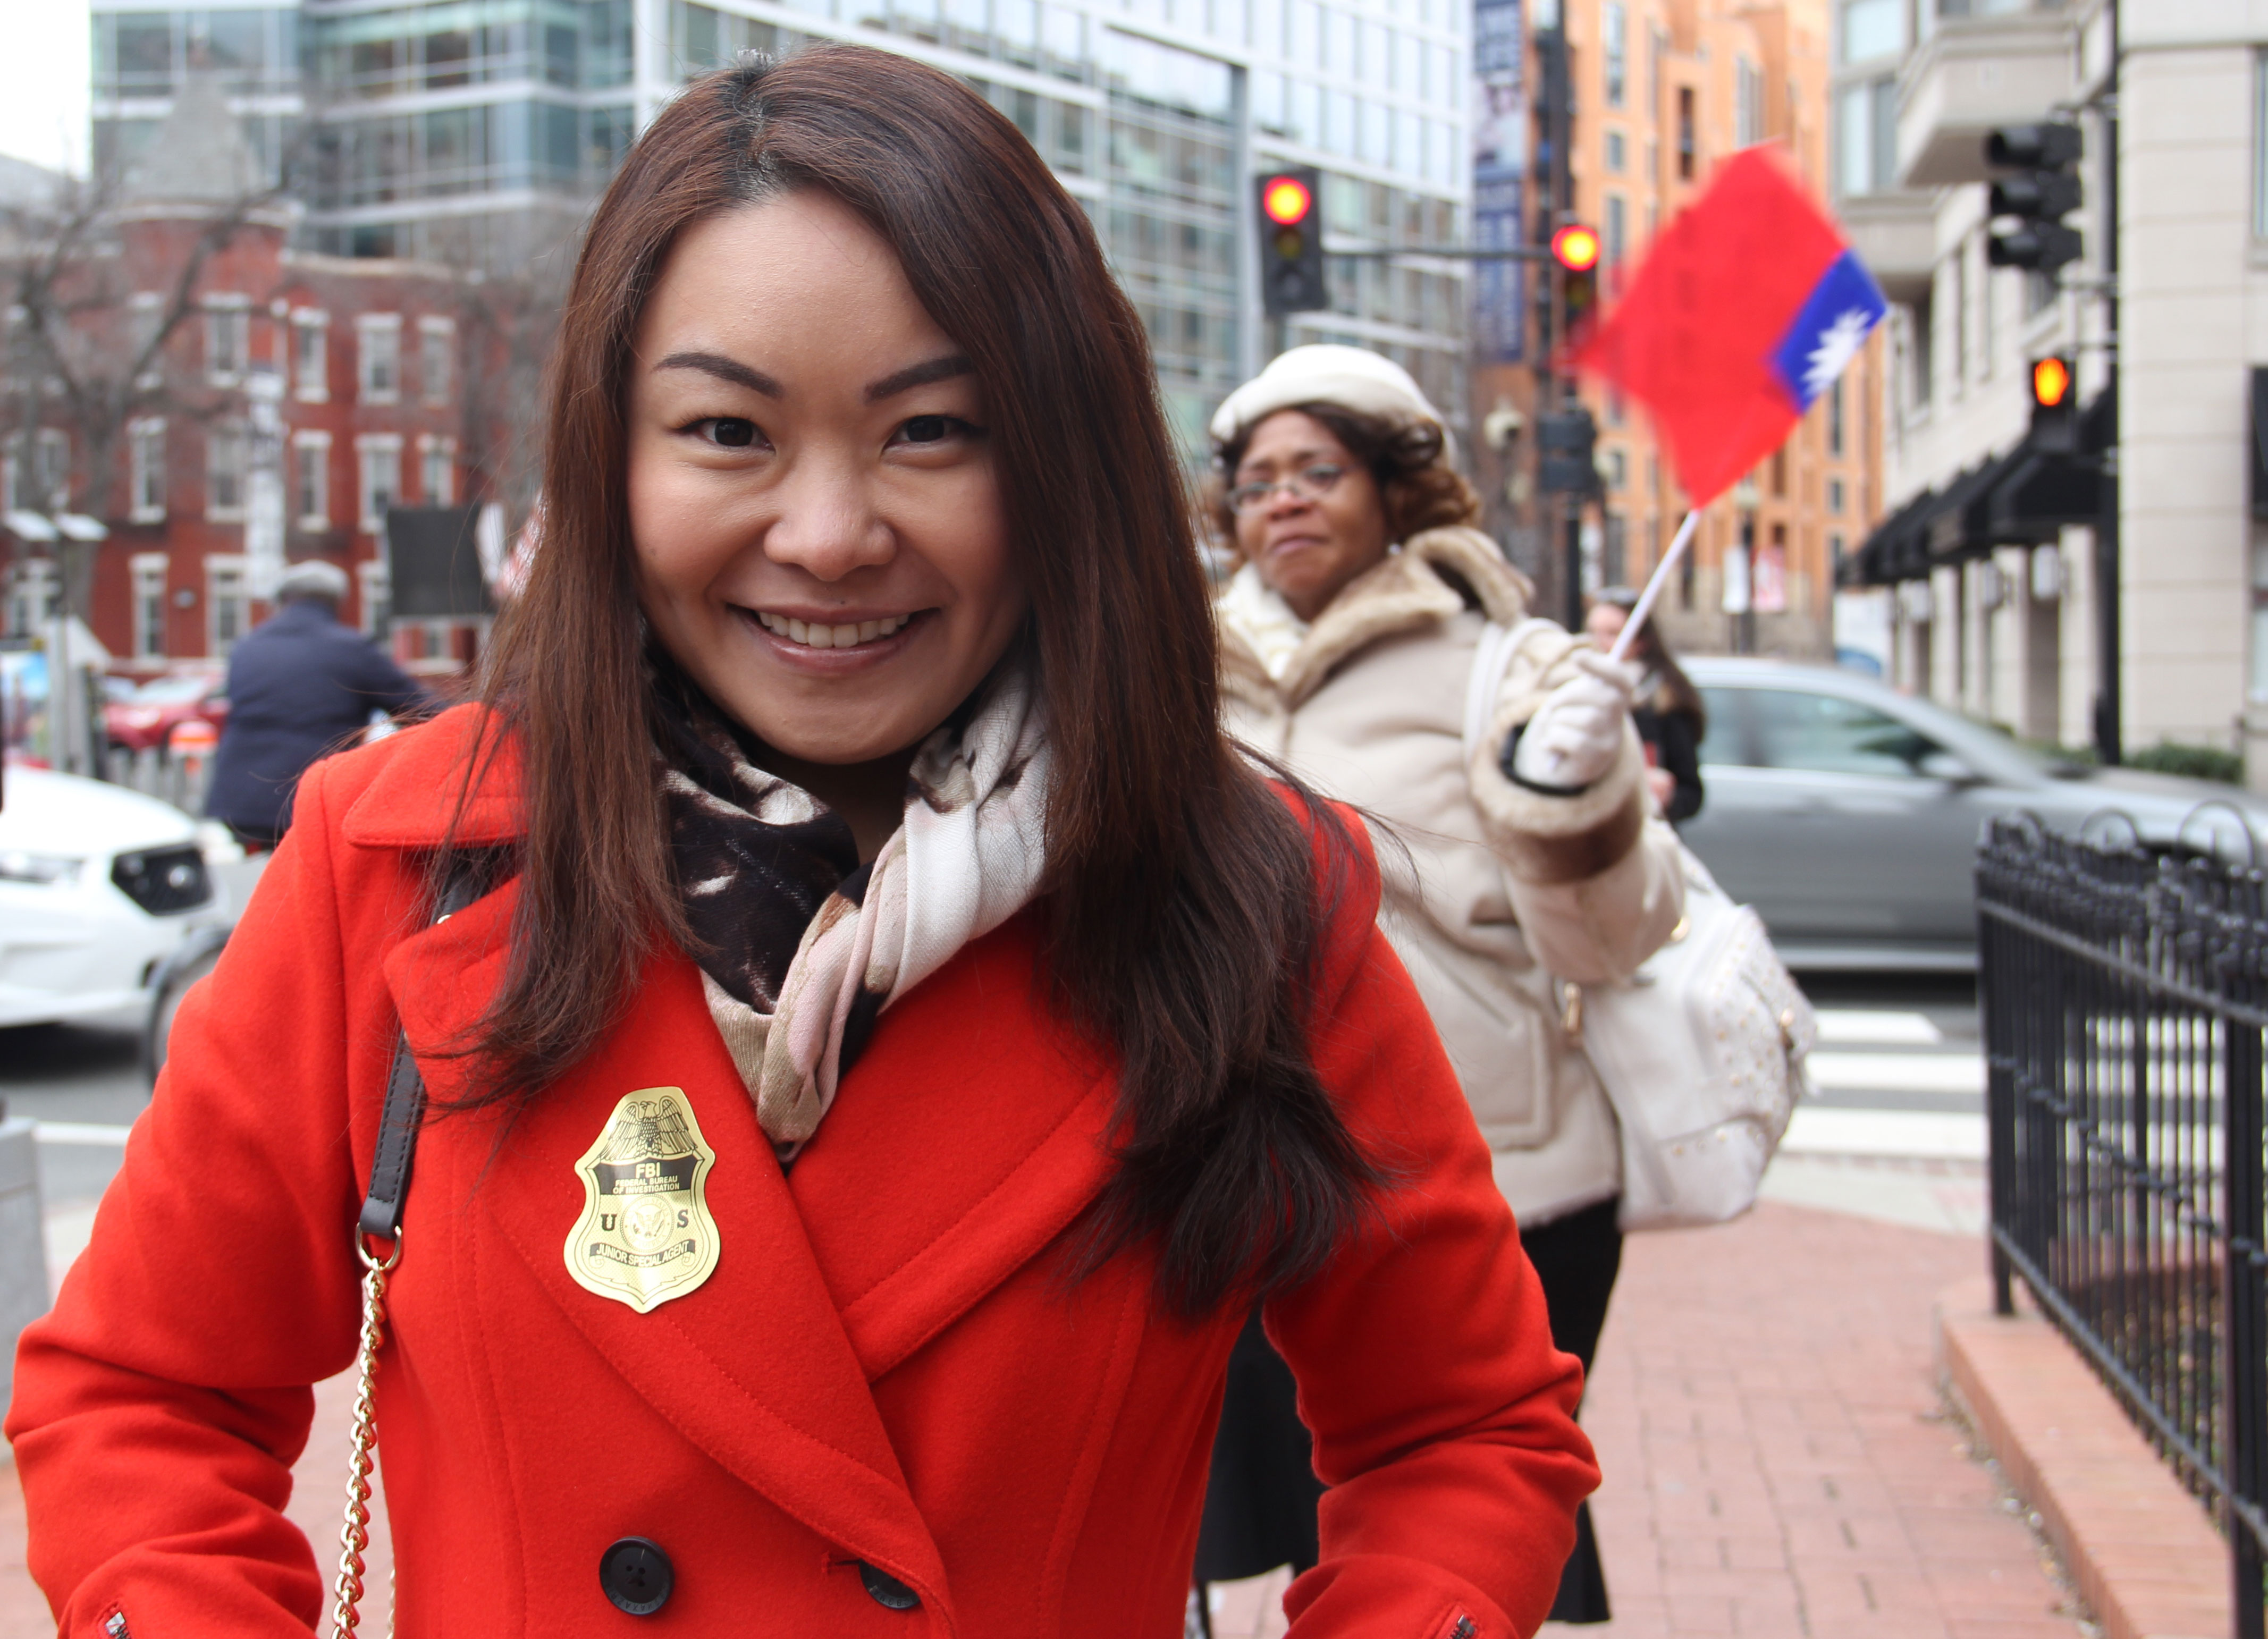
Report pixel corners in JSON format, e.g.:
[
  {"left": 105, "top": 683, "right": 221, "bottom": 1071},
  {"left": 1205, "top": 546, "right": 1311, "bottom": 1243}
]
[{"left": 0, "top": 0, "right": 92, "bottom": 176}]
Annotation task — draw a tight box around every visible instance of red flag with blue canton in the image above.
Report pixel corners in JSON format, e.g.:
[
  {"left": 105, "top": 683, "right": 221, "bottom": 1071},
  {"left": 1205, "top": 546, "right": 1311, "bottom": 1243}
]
[{"left": 1571, "top": 146, "right": 1887, "bottom": 506}]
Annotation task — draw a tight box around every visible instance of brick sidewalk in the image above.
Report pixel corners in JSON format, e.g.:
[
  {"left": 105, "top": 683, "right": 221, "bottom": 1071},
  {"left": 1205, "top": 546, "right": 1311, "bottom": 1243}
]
[
  {"left": 0, "top": 1202, "right": 2082, "bottom": 1637},
  {"left": 1571, "top": 1201, "right": 2085, "bottom": 1639}
]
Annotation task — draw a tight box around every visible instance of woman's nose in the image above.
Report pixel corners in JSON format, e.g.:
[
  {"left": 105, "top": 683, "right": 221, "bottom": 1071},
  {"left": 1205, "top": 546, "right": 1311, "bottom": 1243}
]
[
  {"left": 761, "top": 455, "right": 895, "bottom": 581},
  {"left": 1262, "top": 484, "right": 1312, "bottom": 519}
]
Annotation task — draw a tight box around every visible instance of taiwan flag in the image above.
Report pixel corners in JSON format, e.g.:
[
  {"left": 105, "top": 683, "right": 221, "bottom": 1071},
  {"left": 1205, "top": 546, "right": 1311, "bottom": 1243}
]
[{"left": 1571, "top": 146, "right": 1887, "bottom": 506}]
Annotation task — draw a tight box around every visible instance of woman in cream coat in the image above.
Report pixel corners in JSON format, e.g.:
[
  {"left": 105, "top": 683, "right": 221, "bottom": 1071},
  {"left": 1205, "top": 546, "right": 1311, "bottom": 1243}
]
[{"left": 1201, "top": 347, "right": 1686, "bottom": 1627}]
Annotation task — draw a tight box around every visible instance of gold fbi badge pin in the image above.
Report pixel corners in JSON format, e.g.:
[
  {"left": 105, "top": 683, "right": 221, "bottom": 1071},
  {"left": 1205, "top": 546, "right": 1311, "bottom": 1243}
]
[{"left": 564, "top": 1088, "right": 721, "bottom": 1313}]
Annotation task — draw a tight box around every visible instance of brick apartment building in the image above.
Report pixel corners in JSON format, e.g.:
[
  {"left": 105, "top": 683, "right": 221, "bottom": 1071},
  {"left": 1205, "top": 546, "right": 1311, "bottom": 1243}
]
[{"left": 2, "top": 74, "right": 494, "bottom": 675}]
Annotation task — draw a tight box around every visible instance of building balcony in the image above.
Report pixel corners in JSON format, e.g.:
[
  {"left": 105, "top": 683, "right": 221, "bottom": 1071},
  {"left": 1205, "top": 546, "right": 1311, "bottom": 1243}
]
[
  {"left": 1841, "top": 191, "right": 1936, "bottom": 305},
  {"left": 1894, "top": 9, "right": 2075, "bottom": 189}
]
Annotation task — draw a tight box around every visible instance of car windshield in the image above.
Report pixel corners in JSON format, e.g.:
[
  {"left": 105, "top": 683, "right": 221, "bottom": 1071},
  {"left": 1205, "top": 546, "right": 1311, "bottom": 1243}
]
[
  {"left": 1695, "top": 672, "right": 2071, "bottom": 783},
  {"left": 134, "top": 676, "right": 216, "bottom": 704}
]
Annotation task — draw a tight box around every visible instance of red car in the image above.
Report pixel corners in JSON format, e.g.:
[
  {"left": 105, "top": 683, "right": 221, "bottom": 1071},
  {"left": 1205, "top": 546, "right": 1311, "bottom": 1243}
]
[{"left": 105, "top": 670, "right": 230, "bottom": 756}]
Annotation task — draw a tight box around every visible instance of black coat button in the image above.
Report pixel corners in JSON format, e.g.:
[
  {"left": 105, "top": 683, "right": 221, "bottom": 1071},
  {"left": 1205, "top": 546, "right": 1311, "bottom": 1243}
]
[
  {"left": 600, "top": 1537, "right": 674, "bottom": 1616},
  {"left": 857, "top": 1561, "right": 920, "bottom": 1610}
]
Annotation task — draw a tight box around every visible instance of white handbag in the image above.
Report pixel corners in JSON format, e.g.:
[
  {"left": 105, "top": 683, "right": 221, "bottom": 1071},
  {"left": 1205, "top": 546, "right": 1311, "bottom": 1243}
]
[{"left": 1464, "top": 622, "right": 1815, "bottom": 1232}]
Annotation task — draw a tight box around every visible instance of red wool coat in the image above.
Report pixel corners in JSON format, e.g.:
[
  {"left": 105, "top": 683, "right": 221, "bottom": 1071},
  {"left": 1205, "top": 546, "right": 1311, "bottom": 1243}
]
[{"left": 9, "top": 709, "right": 1597, "bottom": 1638}]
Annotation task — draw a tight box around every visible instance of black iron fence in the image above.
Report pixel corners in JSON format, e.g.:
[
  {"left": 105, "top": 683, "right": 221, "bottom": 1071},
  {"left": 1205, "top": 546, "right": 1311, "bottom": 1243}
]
[{"left": 1978, "top": 815, "right": 2268, "bottom": 1637}]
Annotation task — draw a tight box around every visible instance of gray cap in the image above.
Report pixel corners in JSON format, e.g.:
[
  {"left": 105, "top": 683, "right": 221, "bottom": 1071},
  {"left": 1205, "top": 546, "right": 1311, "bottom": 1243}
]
[{"left": 276, "top": 559, "right": 351, "bottom": 602}]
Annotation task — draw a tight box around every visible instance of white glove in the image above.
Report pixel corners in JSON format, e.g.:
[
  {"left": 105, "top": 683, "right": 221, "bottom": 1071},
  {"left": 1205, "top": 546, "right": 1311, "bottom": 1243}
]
[{"left": 1510, "top": 650, "right": 1639, "bottom": 791}]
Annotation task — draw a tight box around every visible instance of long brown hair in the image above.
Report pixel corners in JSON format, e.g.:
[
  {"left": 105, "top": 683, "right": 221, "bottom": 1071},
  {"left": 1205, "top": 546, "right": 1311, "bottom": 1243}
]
[{"left": 459, "top": 46, "right": 1377, "bottom": 1316}]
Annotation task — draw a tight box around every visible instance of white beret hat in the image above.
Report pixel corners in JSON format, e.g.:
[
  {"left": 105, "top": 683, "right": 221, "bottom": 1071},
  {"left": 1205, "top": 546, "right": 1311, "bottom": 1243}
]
[{"left": 1208, "top": 344, "right": 1447, "bottom": 450}]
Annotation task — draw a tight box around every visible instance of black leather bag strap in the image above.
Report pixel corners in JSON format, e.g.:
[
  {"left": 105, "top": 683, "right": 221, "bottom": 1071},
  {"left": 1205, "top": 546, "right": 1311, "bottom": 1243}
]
[{"left": 357, "top": 859, "right": 493, "bottom": 1241}]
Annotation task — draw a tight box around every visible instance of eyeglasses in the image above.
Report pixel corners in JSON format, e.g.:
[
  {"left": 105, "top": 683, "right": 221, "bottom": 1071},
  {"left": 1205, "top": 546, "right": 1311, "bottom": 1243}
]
[{"left": 1227, "top": 462, "right": 1346, "bottom": 514}]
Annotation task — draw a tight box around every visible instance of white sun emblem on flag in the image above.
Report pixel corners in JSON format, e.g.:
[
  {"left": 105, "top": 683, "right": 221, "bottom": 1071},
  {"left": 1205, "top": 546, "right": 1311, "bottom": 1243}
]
[{"left": 1801, "top": 308, "right": 1875, "bottom": 403}]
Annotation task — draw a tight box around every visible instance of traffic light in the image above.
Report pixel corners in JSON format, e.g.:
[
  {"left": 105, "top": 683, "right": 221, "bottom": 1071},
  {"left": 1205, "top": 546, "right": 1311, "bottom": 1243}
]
[
  {"left": 1537, "top": 407, "right": 1599, "bottom": 495},
  {"left": 1551, "top": 222, "right": 1601, "bottom": 323},
  {"left": 2029, "top": 355, "right": 2078, "bottom": 454},
  {"left": 1985, "top": 123, "right": 2082, "bottom": 276},
  {"left": 1257, "top": 166, "right": 1326, "bottom": 316}
]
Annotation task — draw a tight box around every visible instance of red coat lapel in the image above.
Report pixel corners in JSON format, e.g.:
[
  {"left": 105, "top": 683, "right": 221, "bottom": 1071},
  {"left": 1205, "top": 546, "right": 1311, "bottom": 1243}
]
[
  {"left": 788, "top": 914, "right": 1121, "bottom": 1380},
  {"left": 382, "top": 903, "right": 947, "bottom": 1600}
]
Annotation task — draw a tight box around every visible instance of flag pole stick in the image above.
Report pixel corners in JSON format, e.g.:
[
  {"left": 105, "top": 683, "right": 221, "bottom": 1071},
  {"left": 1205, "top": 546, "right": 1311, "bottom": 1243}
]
[{"left": 1606, "top": 508, "right": 1701, "bottom": 665}]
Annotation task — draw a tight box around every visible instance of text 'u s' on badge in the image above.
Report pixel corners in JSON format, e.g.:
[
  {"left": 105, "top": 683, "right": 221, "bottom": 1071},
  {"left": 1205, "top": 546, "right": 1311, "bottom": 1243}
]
[{"left": 564, "top": 1088, "right": 721, "bottom": 1313}]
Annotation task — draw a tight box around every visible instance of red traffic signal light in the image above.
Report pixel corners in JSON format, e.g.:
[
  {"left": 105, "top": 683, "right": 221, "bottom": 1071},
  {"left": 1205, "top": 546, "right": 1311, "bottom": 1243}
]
[
  {"left": 1261, "top": 175, "right": 1313, "bottom": 226},
  {"left": 1550, "top": 223, "right": 1601, "bottom": 272},
  {"left": 2031, "top": 356, "right": 2072, "bottom": 408}
]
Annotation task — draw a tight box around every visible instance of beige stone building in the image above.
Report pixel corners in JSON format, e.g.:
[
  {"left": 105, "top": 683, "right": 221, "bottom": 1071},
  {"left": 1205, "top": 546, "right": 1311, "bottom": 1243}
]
[
  {"left": 1839, "top": 0, "right": 2268, "bottom": 779},
  {"left": 1471, "top": 0, "right": 1883, "bottom": 657}
]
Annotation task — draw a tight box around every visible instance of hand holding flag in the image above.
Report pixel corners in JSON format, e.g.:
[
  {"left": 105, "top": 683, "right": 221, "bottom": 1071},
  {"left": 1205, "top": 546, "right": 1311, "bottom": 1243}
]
[{"left": 1569, "top": 146, "right": 1887, "bottom": 662}]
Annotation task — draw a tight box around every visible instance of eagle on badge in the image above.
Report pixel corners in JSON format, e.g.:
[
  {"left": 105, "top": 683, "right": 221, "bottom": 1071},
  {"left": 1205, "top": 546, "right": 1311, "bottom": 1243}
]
[
  {"left": 601, "top": 1098, "right": 699, "bottom": 1165},
  {"left": 564, "top": 1088, "right": 722, "bottom": 1314}
]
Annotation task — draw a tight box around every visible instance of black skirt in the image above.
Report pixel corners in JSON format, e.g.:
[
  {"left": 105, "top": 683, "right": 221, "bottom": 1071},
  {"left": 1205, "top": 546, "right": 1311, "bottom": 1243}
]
[
  {"left": 1192, "top": 1308, "right": 1325, "bottom": 1584},
  {"left": 1191, "top": 1198, "right": 1625, "bottom": 1624}
]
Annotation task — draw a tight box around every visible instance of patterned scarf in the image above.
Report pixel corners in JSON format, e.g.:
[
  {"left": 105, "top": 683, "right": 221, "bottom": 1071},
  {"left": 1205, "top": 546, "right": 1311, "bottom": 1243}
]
[{"left": 660, "top": 664, "right": 1052, "bottom": 1160}]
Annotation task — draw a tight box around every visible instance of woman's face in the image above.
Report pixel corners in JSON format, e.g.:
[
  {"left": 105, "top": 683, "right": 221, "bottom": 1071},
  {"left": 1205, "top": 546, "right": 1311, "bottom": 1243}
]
[
  {"left": 1584, "top": 602, "right": 1629, "bottom": 650},
  {"left": 1231, "top": 410, "right": 1393, "bottom": 622},
  {"left": 625, "top": 190, "right": 1026, "bottom": 767}
]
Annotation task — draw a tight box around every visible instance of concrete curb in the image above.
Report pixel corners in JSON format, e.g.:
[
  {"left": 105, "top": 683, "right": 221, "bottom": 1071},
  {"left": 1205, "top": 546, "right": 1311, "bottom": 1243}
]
[{"left": 1936, "top": 1276, "right": 2229, "bottom": 1639}]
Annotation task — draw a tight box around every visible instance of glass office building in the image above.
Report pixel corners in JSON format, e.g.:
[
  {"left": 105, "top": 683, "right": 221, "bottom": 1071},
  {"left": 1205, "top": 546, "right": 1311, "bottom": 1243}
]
[{"left": 91, "top": 0, "right": 1472, "bottom": 451}]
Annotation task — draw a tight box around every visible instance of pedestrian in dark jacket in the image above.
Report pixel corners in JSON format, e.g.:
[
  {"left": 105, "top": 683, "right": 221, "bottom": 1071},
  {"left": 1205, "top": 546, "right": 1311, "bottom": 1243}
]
[
  {"left": 1586, "top": 587, "right": 1706, "bottom": 825},
  {"left": 205, "top": 559, "right": 431, "bottom": 847}
]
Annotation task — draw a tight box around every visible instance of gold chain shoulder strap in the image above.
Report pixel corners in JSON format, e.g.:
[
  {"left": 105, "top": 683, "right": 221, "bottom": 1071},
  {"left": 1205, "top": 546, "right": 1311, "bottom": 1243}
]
[{"left": 327, "top": 857, "right": 491, "bottom": 1636}]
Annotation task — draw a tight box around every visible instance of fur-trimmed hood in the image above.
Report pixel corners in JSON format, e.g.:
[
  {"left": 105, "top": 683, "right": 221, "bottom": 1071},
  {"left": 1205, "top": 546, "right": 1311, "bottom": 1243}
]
[{"left": 1217, "top": 526, "right": 1535, "bottom": 712}]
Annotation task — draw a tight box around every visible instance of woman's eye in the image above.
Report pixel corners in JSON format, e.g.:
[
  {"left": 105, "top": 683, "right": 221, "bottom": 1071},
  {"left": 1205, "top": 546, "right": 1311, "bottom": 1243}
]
[
  {"left": 895, "top": 413, "right": 980, "bottom": 447},
  {"left": 706, "top": 418, "right": 760, "bottom": 449}
]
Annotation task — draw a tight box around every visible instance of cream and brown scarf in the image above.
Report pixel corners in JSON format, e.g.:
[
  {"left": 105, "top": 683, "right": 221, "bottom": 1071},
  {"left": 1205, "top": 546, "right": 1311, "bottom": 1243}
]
[{"left": 661, "top": 665, "right": 1051, "bottom": 1160}]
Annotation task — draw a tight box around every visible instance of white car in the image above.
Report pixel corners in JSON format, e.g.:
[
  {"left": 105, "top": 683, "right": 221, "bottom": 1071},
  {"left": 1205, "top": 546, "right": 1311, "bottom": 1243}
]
[{"left": 0, "top": 765, "right": 226, "bottom": 1028}]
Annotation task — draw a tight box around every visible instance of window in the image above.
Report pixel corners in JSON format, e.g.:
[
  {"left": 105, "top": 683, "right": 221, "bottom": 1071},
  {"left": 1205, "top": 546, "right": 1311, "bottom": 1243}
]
[
  {"left": 419, "top": 435, "right": 457, "bottom": 505},
  {"left": 1605, "top": 193, "right": 1627, "bottom": 268},
  {"left": 1908, "top": 295, "right": 1934, "bottom": 408},
  {"left": 5, "top": 557, "right": 59, "bottom": 638},
  {"left": 129, "top": 291, "right": 164, "bottom": 388},
  {"left": 293, "top": 310, "right": 329, "bottom": 401},
  {"left": 2252, "top": 537, "right": 2268, "bottom": 700},
  {"left": 293, "top": 431, "right": 332, "bottom": 529},
  {"left": 357, "top": 434, "right": 402, "bottom": 533},
  {"left": 209, "top": 557, "right": 249, "bottom": 657},
  {"left": 1735, "top": 56, "right": 1764, "bottom": 147},
  {"left": 418, "top": 317, "right": 454, "bottom": 407},
  {"left": 205, "top": 298, "right": 249, "bottom": 382},
  {"left": 1749, "top": 689, "right": 1940, "bottom": 776},
  {"left": 1828, "top": 477, "right": 1846, "bottom": 513},
  {"left": 1829, "top": 378, "right": 1845, "bottom": 455},
  {"left": 131, "top": 553, "right": 168, "bottom": 660},
  {"left": 1677, "top": 86, "right": 1696, "bottom": 180},
  {"left": 207, "top": 422, "right": 248, "bottom": 520},
  {"left": 357, "top": 314, "right": 402, "bottom": 404},
  {"left": 357, "top": 558, "right": 391, "bottom": 636},
  {"left": 31, "top": 428, "right": 68, "bottom": 512},
  {"left": 129, "top": 417, "right": 166, "bottom": 522},
  {"left": 2256, "top": 52, "right": 2268, "bottom": 238},
  {"left": 1836, "top": 77, "right": 1895, "bottom": 197},
  {"left": 1841, "top": 0, "right": 1905, "bottom": 62},
  {"left": 1603, "top": 1, "right": 1626, "bottom": 107},
  {"left": 1605, "top": 129, "right": 1626, "bottom": 173}
]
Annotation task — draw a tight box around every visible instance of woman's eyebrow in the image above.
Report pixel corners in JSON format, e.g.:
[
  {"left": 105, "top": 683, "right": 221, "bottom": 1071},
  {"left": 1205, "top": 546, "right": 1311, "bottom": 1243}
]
[
  {"left": 653, "top": 351, "right": 783, "bottom": 397},
  {"left": 865, "top": 354, "right": 974, "bottom": 402}
]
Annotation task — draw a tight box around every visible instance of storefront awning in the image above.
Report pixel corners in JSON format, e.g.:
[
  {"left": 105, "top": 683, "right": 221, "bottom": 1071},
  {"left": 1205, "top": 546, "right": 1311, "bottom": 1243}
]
[{"left": 1843, "top": 487, "right": 1937, "bottom": 587}]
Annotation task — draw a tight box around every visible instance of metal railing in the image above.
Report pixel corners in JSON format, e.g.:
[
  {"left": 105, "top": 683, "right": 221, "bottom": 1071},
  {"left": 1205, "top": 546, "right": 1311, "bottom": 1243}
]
[{"left": 1978, "top": 815, "right": 2268, "bottom": 1637}]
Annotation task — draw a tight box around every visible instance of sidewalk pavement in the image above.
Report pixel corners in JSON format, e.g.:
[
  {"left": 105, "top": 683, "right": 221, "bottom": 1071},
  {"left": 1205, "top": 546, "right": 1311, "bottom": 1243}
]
[
  {"left": 1, "top": 1166, "right": 2084, "bottom": 1638},
  {"left": 1210, "top": 1163, "right": 2090, "bottom": 1639}
]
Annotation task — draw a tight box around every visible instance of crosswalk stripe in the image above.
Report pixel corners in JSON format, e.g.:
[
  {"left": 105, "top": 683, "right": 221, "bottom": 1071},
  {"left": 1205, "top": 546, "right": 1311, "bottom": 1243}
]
[
  {"left": 1780, "top": 1108, "right": 1986, "bottom": 1161},
  {"left": 1811, "top": 1008, "right": 1946, "bottom": 1046},
  {"left": 1806, "top": 1050, "right": 1985, "bottom": 1096}
]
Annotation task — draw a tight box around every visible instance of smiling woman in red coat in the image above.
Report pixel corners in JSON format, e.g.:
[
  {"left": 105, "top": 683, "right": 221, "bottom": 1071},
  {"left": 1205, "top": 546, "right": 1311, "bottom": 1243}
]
[{"left": 7, "top": 45, "right": 1597, "bottom": 1639}]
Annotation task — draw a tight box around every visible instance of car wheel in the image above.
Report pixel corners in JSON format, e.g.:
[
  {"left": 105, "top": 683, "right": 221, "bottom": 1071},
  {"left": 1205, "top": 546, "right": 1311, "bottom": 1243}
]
[{"left": 142, "top": 927, "right": 230, "bottom": 1085}]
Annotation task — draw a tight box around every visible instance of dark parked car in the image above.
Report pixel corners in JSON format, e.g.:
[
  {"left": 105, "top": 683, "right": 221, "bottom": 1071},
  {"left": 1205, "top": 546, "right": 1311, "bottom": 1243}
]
[{"left": 1680, "top": 658, "right": 2268, "bottom": 970}]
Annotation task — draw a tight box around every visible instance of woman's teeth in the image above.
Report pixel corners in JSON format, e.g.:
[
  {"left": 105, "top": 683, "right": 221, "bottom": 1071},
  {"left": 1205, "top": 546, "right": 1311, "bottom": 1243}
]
[{"left": 754, "top": 611, "right": 910, "bottom": 649}]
